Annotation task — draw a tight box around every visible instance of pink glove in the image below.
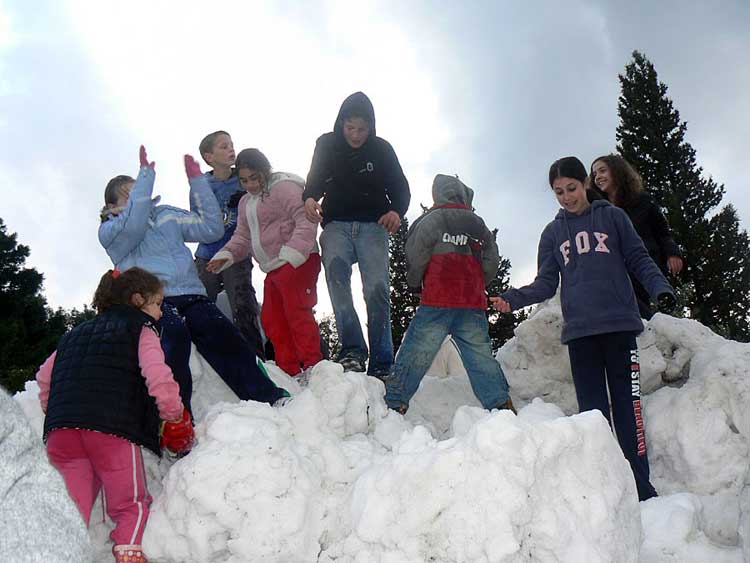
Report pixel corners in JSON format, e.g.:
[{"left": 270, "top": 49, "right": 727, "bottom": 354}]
[
  {"left": 184, "top": 155, "right": 202, "bottom": 179},
  {"left": 139, "top": 145, "right": 155, "bottom": 169}
]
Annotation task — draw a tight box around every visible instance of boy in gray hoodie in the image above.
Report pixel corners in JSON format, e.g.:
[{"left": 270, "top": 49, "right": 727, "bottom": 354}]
[{"left": 384, "top": 174, "right": 513, "bottom": 415}]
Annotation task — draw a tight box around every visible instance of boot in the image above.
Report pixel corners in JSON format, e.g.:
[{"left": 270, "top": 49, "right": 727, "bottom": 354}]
[
  {"left": 496, "top": 398, "right": 517, "bottom": 415},
  {"left": 114, "top": 544, "right": 147, "bottom": 563}
]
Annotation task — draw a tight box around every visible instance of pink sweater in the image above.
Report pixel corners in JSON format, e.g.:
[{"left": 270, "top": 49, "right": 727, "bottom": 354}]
[
  {"left": 37, "top": 327, "right": 183, "bottom": 421},
  {"left": 212, "top": 172, "right": 319, "bottom": 273}
]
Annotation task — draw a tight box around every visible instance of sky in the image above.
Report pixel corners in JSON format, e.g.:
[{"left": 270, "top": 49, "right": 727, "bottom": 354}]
[{"left": 2, "top": 0, "right": 748, "bottom": 314}]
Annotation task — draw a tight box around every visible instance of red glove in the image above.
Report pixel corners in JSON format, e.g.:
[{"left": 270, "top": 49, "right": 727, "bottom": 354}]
[
  {"left": 184, "top": 154, "right": 202, "bottom": 179},
  {"left": 161, "top": 408, "right": 194, "bottom": 454},
  {"left": 139, "top": 145, "right": 155, "bottom": 169}
]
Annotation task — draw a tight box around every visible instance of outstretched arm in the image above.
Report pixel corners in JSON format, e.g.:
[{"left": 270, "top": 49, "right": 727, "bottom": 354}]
[
  {"left": 498, "top": 228, "right": 560, "bottom": 311},
  {"left": 98, "top": 146, "right": 156, "bottom": 263}
]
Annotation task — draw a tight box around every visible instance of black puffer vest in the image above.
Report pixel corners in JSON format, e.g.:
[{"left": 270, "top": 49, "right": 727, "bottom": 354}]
[{"left": 43, "top": 305, "right": 162, "bottom": 456}]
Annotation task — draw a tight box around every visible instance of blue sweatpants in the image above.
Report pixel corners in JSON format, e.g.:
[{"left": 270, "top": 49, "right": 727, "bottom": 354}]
[
  {"left": 158, "top": 295, "right": 285, "bottom": 412},
  {"left": 567, "top": 331, "right": 658, "bottom": 501}
]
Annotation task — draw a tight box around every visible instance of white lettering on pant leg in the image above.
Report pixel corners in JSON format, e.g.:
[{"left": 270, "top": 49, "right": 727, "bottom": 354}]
[
  {"left": 630, "top": 348, "right": 646, "bottom": 456},
  {"left": 594, "top": 232, "right": 610, "bottom": 253},
  {"left": 575, "top": 231, "right": 591, "bottom": 254},
  {"left": 560, "top": 240, "right": 571, "bottom": 265}
]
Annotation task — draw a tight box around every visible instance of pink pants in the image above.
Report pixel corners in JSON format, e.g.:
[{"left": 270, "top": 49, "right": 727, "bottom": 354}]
[
  {"left": 262, "top": 254, "right": 323, "bottom": 375},
  {"left": 46, "top": 428, "right": 152, "bottom": 546}
]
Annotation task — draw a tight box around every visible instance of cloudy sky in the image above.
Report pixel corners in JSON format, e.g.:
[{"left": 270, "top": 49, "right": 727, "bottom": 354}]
[{"left": 2, "top": 0, "right": 748, "bottom": 315}]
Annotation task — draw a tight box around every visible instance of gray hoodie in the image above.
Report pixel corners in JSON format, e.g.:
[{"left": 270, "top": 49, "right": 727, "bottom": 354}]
[{"left": 501, "top": 200, "right": 673, "bottom": 343}]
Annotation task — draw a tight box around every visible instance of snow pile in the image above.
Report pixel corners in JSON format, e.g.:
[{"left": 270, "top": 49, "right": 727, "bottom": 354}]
[
  {"left": 142, "top": 366, "right": 640, "bottom": 563},
  {"left": 10, "top": 298, "right": 750, "bottom": 561},
  {"left": 0, "top": 387, "right": 93, "bottom": 563}
]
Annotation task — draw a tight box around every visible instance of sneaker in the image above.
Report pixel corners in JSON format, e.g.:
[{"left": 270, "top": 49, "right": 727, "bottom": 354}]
[
  {"left": 494, "top": 398, "right": 517, "bottom": 415},
  {"left": 273, "top": 395, "right": 294, "bottom": 408},
  {"left": 295, "top": 366, "right": 313, "bottom": 387},
  {"left": 339, "top": 356, "right": 366, "bottom": 373}
]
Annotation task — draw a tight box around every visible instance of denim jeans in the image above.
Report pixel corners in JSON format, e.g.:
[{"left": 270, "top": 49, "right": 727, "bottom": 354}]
[
  {"left": 385, "top": 305, "right": 510, "bottom": 410},
  {"left": 320, "top": 221, "right": 393, "bottom": 374}
]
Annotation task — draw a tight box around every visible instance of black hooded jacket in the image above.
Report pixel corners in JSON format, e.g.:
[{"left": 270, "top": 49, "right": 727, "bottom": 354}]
[{"left": 302, "top": 92, "right": 410, "bottom": 226}]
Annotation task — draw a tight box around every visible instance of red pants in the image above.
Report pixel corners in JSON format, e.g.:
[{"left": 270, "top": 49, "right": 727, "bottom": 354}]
[
  {"left": 46, "top": 429, "right": 152, "bottom": 547},
  {"left": 262, "top": 253, "right": 323, "bottom": 375}
]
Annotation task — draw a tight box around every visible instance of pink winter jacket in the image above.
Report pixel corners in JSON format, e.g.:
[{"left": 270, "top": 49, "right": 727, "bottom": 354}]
[
  {"left": 36, "top": 327, "right": 184, "bottom": 421},
  {"left": 212, "top": 172, "right": 319, "bottom": 273}
]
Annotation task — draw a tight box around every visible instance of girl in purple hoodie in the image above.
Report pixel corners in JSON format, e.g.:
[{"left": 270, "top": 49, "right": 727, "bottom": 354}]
[
  {"left": 492, "top": 156, "right": 676, "bottom": 502},
  {"left": 208, "top": 149, "right": 322, "bottom": 379}
]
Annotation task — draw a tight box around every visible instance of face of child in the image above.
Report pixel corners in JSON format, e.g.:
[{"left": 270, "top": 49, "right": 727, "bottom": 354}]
[
  {"left": 115, "top": 181, "right": 135, "bottom": 208},
  {"left": 206, "top": 134, "right": 236, "bottom": 168},
  {"left": 238, "top": 168, "right": 265, "bottom": 195},
  {"left": 591, "top": 160, "right": 612, "bottom": 193},
  {"left": 138, "top": 291, "right": 164, "bottom": 321},
  {"left": 552, "top": 177, "right": 590, "bottom": 216},
  {"left": 342, "top": 117, "right": 370, "bottom": 149}
]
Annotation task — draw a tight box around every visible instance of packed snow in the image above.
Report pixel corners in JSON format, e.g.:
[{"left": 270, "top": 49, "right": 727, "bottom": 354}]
[{"left": 5, "top": 297, "right": 750, "bottom": 562}]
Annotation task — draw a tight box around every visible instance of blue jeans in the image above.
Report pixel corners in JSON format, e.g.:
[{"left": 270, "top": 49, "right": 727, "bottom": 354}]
[
  {"left": 385, "top": 306, "right": 510, "bottom": 410},
  {"left": 320, "top": 221, "right": 393, "bottom": 374}
]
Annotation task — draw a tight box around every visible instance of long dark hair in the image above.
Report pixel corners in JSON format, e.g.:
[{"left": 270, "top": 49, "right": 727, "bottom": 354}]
[
  {"left": 92, "top": 267, "right": 163, "bottom": 313},
  {"left": 589, "top": 154, "right": 643, "bottom": 207}
]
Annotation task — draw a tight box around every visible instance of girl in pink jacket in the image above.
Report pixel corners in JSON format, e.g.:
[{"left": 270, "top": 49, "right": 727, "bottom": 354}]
[
  {"left": 37, "top": 267, "right": 193, "bottom": 563},
  {"left": 208, "top": 148, "right": 322, "bottom": 378}
]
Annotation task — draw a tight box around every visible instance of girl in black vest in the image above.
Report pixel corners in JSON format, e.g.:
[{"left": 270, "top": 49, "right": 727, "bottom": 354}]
[
  {"left": 590, "top": 154, "right": 684, "bottom": 319},
  {"left": 36, "top": 268, "right": 193, "bottom": 563}
]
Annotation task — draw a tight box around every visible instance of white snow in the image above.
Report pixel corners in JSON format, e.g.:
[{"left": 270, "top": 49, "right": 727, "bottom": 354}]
[{"left": 8, "top": 299, "right": 750, "bottom": 561}]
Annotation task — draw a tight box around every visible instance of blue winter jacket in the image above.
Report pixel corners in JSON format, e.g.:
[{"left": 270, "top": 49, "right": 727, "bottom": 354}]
[
  {"left": 501, "top": 200, "right": 674, "bottom": 343},
  {"left": 98, "top": 166, "right": 224, "bottom": 297},
  {"left": 194, "top": 170, "right": 245, "bottom": 259}
]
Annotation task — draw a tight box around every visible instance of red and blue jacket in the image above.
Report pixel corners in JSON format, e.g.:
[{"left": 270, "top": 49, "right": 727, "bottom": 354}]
[{"left": 405, "top": 175, "right": 499, "bottom": 309}]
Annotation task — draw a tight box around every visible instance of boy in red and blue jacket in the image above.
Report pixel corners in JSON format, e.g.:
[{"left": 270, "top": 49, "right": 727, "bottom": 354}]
[{"left": 384, "top": 174, "right": 514, "bottom": 414}]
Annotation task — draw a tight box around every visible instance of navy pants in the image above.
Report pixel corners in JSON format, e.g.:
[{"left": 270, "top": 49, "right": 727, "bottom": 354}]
[
  {"left": 567, "top": 331, "right": 658, "bottom": 501},
  {"left": 158, "top": 295, "right": 285, "bottom": 413}
]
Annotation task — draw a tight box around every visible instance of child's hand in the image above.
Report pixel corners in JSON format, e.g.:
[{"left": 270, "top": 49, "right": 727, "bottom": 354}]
[
  {"left": 304, "top": 198, "right": 323, "bottom": 223},
  {"left": 184, "top": 154, "right": 203, "bottom": 179},
  {"left": 667, "top": 256, "right": 683, "bottom": 275},
  {"left": 206, "top": 258, "right": 228, "bottom": 273},
  {"left": 160, "top": 408, "right": 194, "bottom": 455},
  {"left": 378, "top": 210, "right": 401, "bottom": 234},
  {"left": 139, "top": 145, "right": 155, "bottom": 169},
  {"left": 490, "top": 296, "right": 512, "bottom": 313}
]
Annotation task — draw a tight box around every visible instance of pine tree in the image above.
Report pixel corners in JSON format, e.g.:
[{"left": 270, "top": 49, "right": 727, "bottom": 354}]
[
  {"left": 486, "top": 229, "right": 527, "bottom": 350},
  {"left": 616, "top": 51, "right": 750, "bottom": 340},
  {"left": 318, "top": 314, "right": 340, "bottom": 360},
  {"left": 389, "top": 218, "right": 421, "bottom": 352}
]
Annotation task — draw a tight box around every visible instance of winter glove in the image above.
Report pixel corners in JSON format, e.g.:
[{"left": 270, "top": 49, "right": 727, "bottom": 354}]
[
  {"left": 657, "top": 293, "right": 677, "bottom": 314},
  {"left": 227, "top": 190, "right": 245, "bottom": 208},
  {"left": 184, "top": 155, "right": 203, "bottom": 179},
  {"left": 160, "top": 408, "right": 194, "bottom": 455}
]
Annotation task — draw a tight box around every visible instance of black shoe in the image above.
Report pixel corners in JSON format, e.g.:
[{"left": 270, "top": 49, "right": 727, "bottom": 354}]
[{"left": 339, "top": 356, "right": 366, "bottom": 372}]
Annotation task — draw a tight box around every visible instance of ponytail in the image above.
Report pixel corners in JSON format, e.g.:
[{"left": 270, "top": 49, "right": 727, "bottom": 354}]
[{"left": 92, "top": 267, "right": 163, "bottom": 313}]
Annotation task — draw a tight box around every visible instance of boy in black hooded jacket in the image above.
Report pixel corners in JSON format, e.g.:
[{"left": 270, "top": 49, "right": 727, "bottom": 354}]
[{"left": 303, "top": 92, "right": 410, "bottom": 377}]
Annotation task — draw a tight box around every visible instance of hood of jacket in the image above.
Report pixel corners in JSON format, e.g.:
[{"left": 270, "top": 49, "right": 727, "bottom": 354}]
[
  {"left": 267, "top": 171, "right": 306, "bottom": 191},
  {"left": 432, "top": 174, "right": 474, "bottom": 207},
  {"left": 333, "top": 91, "right": 376, "bottom": 140}
]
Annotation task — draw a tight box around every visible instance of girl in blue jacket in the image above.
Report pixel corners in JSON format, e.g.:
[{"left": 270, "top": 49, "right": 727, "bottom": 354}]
[
  {"left": 491, "top": 156, "right": 675, "bottom": 501},
  {"left": 99, "top": 146, "right": 287, "bottom": 413}
]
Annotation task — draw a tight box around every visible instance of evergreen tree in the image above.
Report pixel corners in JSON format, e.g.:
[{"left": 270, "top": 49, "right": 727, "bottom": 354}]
[
  {"left": 389, "top": 218, "right": 420, "bottom": 352},
  {"left": 318, "top": 314, "right": 340, "bottom": 360},
  {"left": 616, "top": 51, "right": 750, "bottom": 340},
  {"left": 0, "top": 219, "right": 98, "bottom": 392},
  {"left": 486, "top": 229, "right": 527, "bottom": 350}
]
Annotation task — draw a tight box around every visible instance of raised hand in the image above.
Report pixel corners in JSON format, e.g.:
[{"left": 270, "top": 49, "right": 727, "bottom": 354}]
[
  {"left": 184, "top": 154, "right": 203, "bottom": 179},
  {"left": 490, "top": 296, "right": 512, "bottom": 313},
  {"left": 139, "top": 145, "right": 155, "bottom": 169}
]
